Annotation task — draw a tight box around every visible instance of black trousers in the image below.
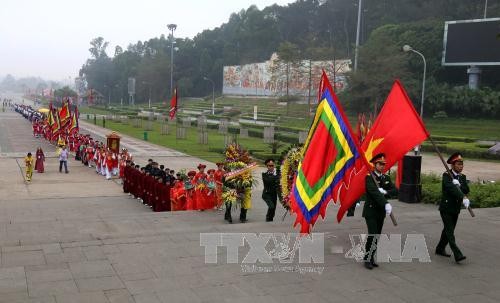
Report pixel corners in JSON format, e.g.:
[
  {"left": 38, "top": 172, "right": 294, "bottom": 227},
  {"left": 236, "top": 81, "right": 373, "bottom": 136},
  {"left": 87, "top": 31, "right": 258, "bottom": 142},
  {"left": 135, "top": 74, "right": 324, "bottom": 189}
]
[
  {"left": 59, "top": 160, "right": 68, "bottom": 173},
  {"left": 436, "top": 211, "right": 463, "bottom": 259},
  {"left": 225, "top": 202, "right": 247, "bottom": 222},
  {"left": 364, "top": 215, "right": 385, "bottom": 263},
  {"left": 264, "top": 196, "right": 277, "bottom": 221}
]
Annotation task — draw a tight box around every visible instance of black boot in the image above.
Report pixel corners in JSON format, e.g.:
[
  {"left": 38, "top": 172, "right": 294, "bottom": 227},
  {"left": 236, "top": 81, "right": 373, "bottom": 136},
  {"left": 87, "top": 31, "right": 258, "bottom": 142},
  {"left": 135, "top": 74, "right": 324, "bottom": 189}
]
[
  {"left": 240, "top": 208, "right": 248, "bottom": 223},
  {"left": 224, "top": 203, "right": 232, "bottom": 223},
  {"left": 265, "top": 207, "right": 273, "bottom": 222}
]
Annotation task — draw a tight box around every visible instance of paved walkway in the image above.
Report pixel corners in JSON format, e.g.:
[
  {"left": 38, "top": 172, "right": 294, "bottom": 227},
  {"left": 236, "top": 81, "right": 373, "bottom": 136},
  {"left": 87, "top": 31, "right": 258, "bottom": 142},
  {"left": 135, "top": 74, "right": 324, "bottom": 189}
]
[{"left": 1, "top": 100, "right": 500, "bottom": 302}]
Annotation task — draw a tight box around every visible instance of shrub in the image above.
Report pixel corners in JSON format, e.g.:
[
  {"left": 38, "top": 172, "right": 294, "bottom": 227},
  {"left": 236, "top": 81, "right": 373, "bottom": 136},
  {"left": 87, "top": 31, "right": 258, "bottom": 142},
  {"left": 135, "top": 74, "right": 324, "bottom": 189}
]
[
  {"left": 432, "top": 111, "right": 448, "bottom": 119},
  {"left": 420, "top": 173, "right": 500, "bottom": 208}
]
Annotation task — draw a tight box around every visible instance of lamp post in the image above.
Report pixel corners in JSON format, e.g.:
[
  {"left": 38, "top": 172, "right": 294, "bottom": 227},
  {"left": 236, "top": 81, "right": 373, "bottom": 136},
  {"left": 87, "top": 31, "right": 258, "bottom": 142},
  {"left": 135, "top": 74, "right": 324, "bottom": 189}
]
[
  {"left": 115, "top": 84, "right": 122, "bottom": 107},
  {"left": 103, "top": 84, "right": 111, "bottom": 106},
  {"left": 403, "top": 45, "right": 426, "bottom": 120},
  {"left": 353, "top": 0, "right": 363, "bottom": 72},
  {"left": 142, "top": 81, "right": 152, "bottom": 108},
  {"left": 203, "top": 77, "right": 215, "bottom": 115},
  {"left": 167, "top": 24, "right": 177, "bottom": 96}
]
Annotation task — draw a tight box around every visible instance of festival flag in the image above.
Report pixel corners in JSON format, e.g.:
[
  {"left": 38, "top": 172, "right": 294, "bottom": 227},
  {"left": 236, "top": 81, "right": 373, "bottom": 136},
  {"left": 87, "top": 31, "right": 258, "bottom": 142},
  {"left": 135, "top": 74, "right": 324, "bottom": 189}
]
[
  {"left": 289, "top": 71, "right": 370, "bottom": 233},
  {"left": 169, "top": 87, "right": 178, "bottom": 120},
  {"left": 58, "top": 100, "right": 71, "bottom": 127},
  {"left": 46, "top": 105, "right": 55, "bottom": 127},
  {"left": 336, "top": 80, "right": 430, "bottom": 221},
  {"left": 50, "top": 107, "right": 62, "bottom": 141},
  {"left": 69, "top": 106, "right": 79, "bottom": 134}
]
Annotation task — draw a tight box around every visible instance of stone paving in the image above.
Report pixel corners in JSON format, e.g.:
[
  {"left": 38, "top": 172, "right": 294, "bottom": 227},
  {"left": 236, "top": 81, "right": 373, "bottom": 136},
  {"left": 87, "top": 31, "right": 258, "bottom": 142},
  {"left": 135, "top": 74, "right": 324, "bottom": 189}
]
[{"left": 1, "top": 102, "right": 500, "bottom": 302}]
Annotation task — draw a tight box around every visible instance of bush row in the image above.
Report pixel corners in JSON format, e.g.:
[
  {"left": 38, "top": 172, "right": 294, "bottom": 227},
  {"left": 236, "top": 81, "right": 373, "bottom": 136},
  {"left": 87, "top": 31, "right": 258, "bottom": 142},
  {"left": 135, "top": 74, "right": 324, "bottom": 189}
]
[
  {"left": 420, "top": 174, "right": 500, "bottom": 208},
  {"left": 420, "top": 144, "right": 500, "bottom": 160}
]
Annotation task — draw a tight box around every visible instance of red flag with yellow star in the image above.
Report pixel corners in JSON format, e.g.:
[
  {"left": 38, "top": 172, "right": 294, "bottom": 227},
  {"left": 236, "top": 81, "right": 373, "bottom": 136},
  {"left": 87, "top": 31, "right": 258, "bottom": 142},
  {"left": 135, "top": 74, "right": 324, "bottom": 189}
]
[{"left": 336, "top": 80, "right": 429, "bottom": 221}]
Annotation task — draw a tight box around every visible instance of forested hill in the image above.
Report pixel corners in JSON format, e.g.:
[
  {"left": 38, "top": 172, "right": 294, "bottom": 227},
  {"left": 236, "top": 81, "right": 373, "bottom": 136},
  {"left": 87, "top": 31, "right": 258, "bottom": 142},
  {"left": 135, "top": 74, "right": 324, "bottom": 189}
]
[{"left": 79, "top": 0, "right": 500, "bottom": 117}]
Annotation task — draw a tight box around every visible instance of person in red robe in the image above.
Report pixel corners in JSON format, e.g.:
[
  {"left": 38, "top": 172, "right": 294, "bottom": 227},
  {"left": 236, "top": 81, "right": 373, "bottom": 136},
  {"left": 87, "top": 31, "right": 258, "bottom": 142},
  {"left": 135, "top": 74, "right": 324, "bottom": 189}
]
[
  {"left": 185, "top": 171, "right": 196, "bottom": 210},
  {"left": 160, "top": 180, "right": 171, "bottom": 212},
  {"left": 142, "top": 171, "right": 152, "bottom": 206},
  {"left": 193, "top": 164, "right": 210, "bottom": 210},
  {"left": 34, "top": 147, "right": 45, "bottom": 173},
  {"left": 122, "top": 160, "right": 132, "bottom": 194},
  {"left": 214, "top": 162, "right": 225, "bottom": 209},
  {"left": 130, "top": 165, "right": 141, "bottom": 199},
  {"left": 153, "top": 177, "right": 171, "bottom": 212},
  {"left": 171, "top": 173, "right": 186, "bottom": 211},
  {"left": 206, "top": 169, "right": 217, "bottom": 209}
]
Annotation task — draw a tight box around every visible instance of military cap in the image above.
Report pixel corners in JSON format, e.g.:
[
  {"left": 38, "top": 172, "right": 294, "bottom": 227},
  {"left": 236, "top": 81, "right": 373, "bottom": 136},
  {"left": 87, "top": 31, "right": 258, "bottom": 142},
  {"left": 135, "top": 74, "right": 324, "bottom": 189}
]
[
  {"left": 447, "top": 152, "right": 463, "bottom": 164},
  {"left": 370, "top": 153, "right": 386, "bottom": 164}
]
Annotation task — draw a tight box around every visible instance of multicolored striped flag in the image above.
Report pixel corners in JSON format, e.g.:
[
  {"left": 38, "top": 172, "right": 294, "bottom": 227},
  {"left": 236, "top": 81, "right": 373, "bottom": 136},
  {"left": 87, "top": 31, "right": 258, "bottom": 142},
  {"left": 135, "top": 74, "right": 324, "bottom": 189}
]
[{"left": 289, "top": 71, "right": 370, "bottom": 233}]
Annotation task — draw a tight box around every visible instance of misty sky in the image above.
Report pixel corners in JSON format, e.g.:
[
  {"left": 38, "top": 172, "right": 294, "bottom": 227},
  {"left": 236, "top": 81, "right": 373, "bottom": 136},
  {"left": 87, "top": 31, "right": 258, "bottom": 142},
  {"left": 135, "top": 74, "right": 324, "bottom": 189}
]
[{"left": 0, "top": 0, "right": 295, "bottom": 81}]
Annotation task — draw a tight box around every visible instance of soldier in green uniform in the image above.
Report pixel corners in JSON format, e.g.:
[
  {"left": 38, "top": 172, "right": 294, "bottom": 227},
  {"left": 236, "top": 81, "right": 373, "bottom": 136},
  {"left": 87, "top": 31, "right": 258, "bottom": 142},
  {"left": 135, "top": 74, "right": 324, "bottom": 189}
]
[
  {"left": 435, "top": 152, "right": 469, "bottom": 263},
  {"left": 262, "top": 159, "right": 282, "bottom": 222},
  {"left": 363, "top": 153, "right": 398, "bottom": 270}
]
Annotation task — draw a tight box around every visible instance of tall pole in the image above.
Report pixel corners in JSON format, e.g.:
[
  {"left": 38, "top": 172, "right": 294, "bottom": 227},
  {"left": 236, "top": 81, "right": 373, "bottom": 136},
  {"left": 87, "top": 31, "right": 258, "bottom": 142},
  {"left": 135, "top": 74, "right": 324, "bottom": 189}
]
[
  {"left": 149, "top": 86, "right": 152, "bottom": 109},
  {"left": 403, "top": 45, "right": 426, "bottom": 153},
  {"left": 354, "top": 0, "right": 362, "bottom": 72},
  {"left": 203, "top": 77, "right": 215, "bottom": 115},
  {"left": 211, "top": 83, "right": 215, "bottom": 115},
  {"left": 484, "top": 0, "right": 488, "bottom": 18},
  {"left": 168, "top": 24, "right": 177, "bottom": 96},
  {"left": 413, "top": 49, "right": 426, "bottom": 119}
]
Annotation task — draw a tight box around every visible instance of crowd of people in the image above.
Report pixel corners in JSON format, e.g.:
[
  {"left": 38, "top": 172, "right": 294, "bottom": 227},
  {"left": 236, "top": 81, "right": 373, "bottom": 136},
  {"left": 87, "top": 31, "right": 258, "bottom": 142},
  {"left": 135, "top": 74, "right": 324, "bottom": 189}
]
[{"left": 122, "top": 160, "right": 225, "bottom": 212}]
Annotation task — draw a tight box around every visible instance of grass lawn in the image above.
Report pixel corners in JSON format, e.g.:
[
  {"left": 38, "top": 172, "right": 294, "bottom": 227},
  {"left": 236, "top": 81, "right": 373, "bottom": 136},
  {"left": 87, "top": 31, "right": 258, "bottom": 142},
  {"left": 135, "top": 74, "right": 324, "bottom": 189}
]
[
  {"left": 425, "top": 118, "right": 500, "bottom": 141},
  {"left": 82, "top": 98, "right": 499, "bottom": 161},
  {"left": 87, "top": 118, "right": 287, "bottom": 163}
]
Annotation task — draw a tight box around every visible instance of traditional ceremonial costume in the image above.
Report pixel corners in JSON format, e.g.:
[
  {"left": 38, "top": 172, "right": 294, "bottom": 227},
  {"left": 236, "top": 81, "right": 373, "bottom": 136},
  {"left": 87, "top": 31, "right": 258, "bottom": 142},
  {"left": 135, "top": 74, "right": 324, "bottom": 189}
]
[
  {"left": 185, "top": 171, "right": 196, "bottom": 210},
  {"left": 34, "top": 148, "right": 45, "bottom": 173},
  {"left": 214, "top": 163, "right": 225, "bottom": 208}
]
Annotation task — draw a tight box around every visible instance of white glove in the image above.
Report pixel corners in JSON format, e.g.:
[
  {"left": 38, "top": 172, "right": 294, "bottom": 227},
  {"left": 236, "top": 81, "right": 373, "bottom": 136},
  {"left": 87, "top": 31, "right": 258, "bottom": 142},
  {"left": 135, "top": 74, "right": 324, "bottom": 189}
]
[
  {"left": 463, "top": 198, "right": 470, "bottom": 208},
  {"left": 378, "top": 188, "right": 387, "bottom": 195},
  {"left": 385, "top": 203, "right": 392, "bottom": 215},
  {"left": 452, "top": 179, "right": 460, "bottom": 186}
]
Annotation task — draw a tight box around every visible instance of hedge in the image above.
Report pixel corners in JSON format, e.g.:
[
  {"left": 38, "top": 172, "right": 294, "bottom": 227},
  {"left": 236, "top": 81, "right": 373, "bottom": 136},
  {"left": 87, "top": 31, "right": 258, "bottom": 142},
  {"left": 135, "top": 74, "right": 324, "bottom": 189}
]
[
  {"left": 420, "top": 173, "right": 500, "bottom": 208},
  {"left": 420, "top": 144, "right": 500, "bottom": 160}
]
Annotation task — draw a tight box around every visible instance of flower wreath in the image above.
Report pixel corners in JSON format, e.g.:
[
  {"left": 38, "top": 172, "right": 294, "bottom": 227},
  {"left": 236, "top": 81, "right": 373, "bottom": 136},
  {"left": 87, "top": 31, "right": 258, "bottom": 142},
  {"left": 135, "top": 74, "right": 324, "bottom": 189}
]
[{"left": 279, "top": 144, "right": 304, "bottom": 209}]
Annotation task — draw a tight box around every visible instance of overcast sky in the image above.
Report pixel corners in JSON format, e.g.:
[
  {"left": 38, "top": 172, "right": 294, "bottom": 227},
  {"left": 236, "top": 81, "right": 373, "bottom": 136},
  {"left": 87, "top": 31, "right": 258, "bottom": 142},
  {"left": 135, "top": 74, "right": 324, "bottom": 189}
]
[{"left": 0, "top": 0, "right": 295, "bottom": 81}]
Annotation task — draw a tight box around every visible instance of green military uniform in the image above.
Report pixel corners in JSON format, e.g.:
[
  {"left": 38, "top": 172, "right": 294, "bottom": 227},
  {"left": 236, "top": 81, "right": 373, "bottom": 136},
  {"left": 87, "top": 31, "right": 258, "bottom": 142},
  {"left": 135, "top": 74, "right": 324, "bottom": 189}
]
[
  {"left": 435, "top": 152, "right": 469, "bottom": 262},
  {"left": 262, "top": 169, "right": 282, "bottom": 222},
  {"left": 363, "top": 171, "right": 397, "bottom": 265}
]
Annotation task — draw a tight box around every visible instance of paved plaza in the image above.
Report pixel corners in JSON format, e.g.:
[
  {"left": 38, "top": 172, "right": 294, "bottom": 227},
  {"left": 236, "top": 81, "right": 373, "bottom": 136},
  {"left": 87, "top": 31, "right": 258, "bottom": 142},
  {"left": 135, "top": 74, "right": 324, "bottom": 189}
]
[{"left": 1, "top": 105, "right": 500, "bottom": 303}]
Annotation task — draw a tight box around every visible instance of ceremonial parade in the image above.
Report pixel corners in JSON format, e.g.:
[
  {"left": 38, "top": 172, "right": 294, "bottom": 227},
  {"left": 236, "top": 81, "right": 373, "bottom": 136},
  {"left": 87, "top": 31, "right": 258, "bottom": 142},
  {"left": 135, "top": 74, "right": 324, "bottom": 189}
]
[{"left": 1, "top": 0, "right": 500, "bottom": 302}]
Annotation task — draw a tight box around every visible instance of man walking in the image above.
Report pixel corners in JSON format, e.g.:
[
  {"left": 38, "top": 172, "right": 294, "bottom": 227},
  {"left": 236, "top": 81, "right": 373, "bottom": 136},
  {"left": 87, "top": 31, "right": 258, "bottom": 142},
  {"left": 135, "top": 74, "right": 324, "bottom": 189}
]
[
  {"left": 59, "top": 145, "right": 69, "bottom": 173},
  {"left": 262, "top": 159, "right": 281, "bottom": 222},
  {"left": 363, "top": 153, "right": 398, "bottom": 269},
  {"left": 435, "top": 152, "right": 469, "bottom": 264}
]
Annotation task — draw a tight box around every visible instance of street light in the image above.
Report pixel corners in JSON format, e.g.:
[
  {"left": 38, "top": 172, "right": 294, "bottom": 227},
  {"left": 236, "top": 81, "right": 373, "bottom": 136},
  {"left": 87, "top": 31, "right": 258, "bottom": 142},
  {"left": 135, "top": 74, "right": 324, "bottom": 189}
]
[
  {"left": 203, "top": 77, "right": 215, "bottom": 115},
  {"left": 403, "top": 44, "right": 426, "bottom": 155},
  {"left": 354, "top": 0, "right": 363, "bottom": 72},
  {"left": 167, "top": 24, "right": 177, "bottom": 96},
  {"left": 103, "top": 84, "right": 111, "bottom": 106},
  {"left": 142, "top": 81, "right": 152, "bottom": 108},
  {"left": 403, "top": 45, "right": 426, "bottom": 119},
  {"left": 115, "top": 84, "right": 122, "bottom": 107}
]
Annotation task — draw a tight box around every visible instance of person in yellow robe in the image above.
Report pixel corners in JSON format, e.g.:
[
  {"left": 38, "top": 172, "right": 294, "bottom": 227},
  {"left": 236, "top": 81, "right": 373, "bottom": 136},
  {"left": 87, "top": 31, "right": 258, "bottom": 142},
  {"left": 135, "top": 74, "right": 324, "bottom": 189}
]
[{"left": 24, "top": 152, "right": 34, "bottom": 181}]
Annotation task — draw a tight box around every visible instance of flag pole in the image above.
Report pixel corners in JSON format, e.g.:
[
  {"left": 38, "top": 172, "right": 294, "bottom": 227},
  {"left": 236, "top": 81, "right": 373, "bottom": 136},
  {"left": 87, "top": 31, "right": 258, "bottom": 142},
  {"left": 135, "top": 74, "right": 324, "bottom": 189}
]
[
  {"left": 428, "top": 136, "right": 475, "bottom": 217},
  {"left": 368, "top": 172, "right": 398, "bottom": 226}
]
